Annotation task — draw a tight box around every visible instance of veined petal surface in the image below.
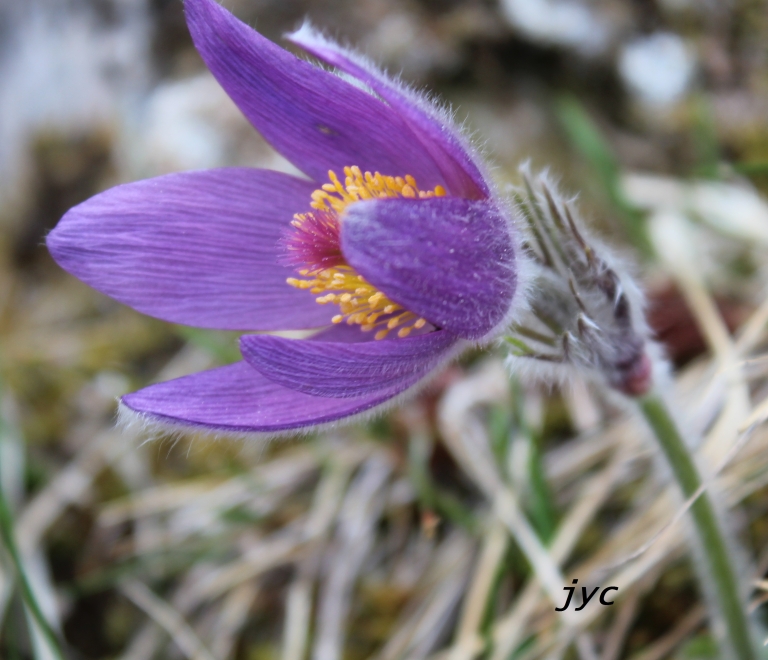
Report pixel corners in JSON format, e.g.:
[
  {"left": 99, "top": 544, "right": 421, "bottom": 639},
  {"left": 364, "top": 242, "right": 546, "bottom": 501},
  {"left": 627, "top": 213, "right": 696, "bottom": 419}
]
[
  {"left": 287, "top": 25, "right": 490, "bottom": 200},
  {"left": 340, "top": 197, "right": 517, "bottom": 340},
  {"left": 240, "top": 330, "right": 458, "bottom": 398},
  {"left": 185, "top": 0, "right": 448, "bottom": 190},
  {"left": 47, "top": 169, "right": 333, "bottom": 331},
  {"left": 122, "top": 361, "right": 422, "bottom": 434}
]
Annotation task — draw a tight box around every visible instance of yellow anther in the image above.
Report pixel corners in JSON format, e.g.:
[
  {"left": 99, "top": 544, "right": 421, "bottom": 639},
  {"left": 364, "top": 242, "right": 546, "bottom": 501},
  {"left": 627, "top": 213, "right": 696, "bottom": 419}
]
[
  {"left": 286, "top": 168, "right": 445, "bottom": 339},
  {"left": 327, "top": 171, "right": 343, "bottom": 191}
]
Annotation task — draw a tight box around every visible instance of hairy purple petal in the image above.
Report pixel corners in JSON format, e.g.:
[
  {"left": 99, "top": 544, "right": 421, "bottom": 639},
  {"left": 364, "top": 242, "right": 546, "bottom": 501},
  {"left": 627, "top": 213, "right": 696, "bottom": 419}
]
[
  {"left": 47, "top": 169, "right": 333, "bottom": 331},
  {"left": 240, "top": 330, "right": 458, "bottom": 398},
  {"left": 310, "top": 322, "right": 379, "bottom": 343},
  {"left": 287, "top": 25, "right": 490, "bottom": 200},
  {"left": 340, "top": 197, "right": 517, "bottom": 340},
  {"left": 122, "top": 361, "right": 421, "bottom": 434},
  {"left": 185, "top": 0, "right": 448, "bottom": 189}
]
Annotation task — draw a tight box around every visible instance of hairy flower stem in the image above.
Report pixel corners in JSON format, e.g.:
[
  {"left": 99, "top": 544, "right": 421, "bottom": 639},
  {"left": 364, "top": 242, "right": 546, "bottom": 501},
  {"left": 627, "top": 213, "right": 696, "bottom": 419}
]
[
  {"left": 0, "top": 484, "right": 65, "bottom": 660},
  {"left": 638, "top": 392, "right": 758, "bottom": 660}
]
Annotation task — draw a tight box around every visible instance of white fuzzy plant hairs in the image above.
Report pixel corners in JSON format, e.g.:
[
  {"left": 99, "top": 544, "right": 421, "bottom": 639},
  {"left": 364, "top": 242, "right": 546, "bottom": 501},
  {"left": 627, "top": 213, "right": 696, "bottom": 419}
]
[{"left": 504, "top": 166, "right": 653, "bottom": 397}]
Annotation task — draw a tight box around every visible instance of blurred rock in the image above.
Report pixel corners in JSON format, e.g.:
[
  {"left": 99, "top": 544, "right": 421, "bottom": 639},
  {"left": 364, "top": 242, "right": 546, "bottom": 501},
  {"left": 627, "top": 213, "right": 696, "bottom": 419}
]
[
  {"left": 499, "top": 0, "right": 610, "bottom": 55},
  {"left": 618, "top": 31, "right": 696, "bottom": 108}
]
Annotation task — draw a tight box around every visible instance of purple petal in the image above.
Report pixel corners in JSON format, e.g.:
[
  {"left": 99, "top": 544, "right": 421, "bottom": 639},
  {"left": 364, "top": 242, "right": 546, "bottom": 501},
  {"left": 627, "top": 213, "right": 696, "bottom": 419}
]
[
  {"left": 185, "top": 0, "right": 448, "bottom": 190},
  {"left": 287, "top": 25, "right": 490, "bottom": 200},
  {"left": 47, "top": 168, "right": 334, "bottom": 331},
  {"left": 309, "top": 319, "right": 437, "bottom": 343},
  {"left": 122, "top": 361, "right": 424, "bottom": 434},
  {"left": 340, "top": 197, "right": 517, "bottom": 340},
  {"left": 310, "top": 322, "right": 379, "bottom": 343},
  {"left": 240, "top": 330, "right": 458, "bottom": 398}
]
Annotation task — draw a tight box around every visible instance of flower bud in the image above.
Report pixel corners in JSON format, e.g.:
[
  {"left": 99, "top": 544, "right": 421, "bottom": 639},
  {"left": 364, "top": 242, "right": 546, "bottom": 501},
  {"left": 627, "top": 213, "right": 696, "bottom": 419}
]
[{"left": 505, "top": 167, "right": 652, "bottom": 396}]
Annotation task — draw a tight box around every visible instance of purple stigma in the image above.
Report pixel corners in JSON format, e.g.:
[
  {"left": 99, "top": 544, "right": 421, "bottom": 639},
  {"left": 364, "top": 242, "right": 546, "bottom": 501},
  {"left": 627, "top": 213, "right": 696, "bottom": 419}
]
[{"left": 282, "top": 210, "right": 345, "bottom": 272}]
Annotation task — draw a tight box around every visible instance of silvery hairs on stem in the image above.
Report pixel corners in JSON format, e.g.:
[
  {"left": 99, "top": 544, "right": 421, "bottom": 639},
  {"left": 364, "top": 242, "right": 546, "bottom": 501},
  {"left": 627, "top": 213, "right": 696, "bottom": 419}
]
[{"left": 504, "top": 166, "right": 653, "bottom": 397}]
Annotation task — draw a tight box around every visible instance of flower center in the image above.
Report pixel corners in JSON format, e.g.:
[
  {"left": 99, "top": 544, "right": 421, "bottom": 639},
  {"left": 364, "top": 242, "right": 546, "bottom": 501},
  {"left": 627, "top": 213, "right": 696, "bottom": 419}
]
[{"left": 284, "top": 166, "right": 446, "bottom": 340}]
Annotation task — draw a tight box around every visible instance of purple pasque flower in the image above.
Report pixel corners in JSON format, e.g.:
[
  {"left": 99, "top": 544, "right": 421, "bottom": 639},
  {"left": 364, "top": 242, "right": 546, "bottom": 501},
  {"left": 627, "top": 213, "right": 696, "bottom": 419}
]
[{"left": 46, "top": 0, "right": 522, "bottom": 436}]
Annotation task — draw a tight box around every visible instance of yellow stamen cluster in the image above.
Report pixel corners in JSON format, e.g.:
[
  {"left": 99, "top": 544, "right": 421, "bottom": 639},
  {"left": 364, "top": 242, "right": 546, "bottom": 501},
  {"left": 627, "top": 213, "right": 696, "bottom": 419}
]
[
  {"left": 288, "top": 266, "right": 427, "bottom": 340},
  {"left": 310, "top": 166, "right": 445, "bottom": 214},
  {"left": 287, "top": 167, "right": 445, "bottom": 339}
]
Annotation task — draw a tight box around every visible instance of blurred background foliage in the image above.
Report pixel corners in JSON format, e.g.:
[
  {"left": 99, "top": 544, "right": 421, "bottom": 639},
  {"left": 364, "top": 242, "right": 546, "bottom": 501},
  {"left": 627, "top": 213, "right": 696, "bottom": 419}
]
[{"left": 1, "top": 0, "right": 768, "bottom": 658}]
